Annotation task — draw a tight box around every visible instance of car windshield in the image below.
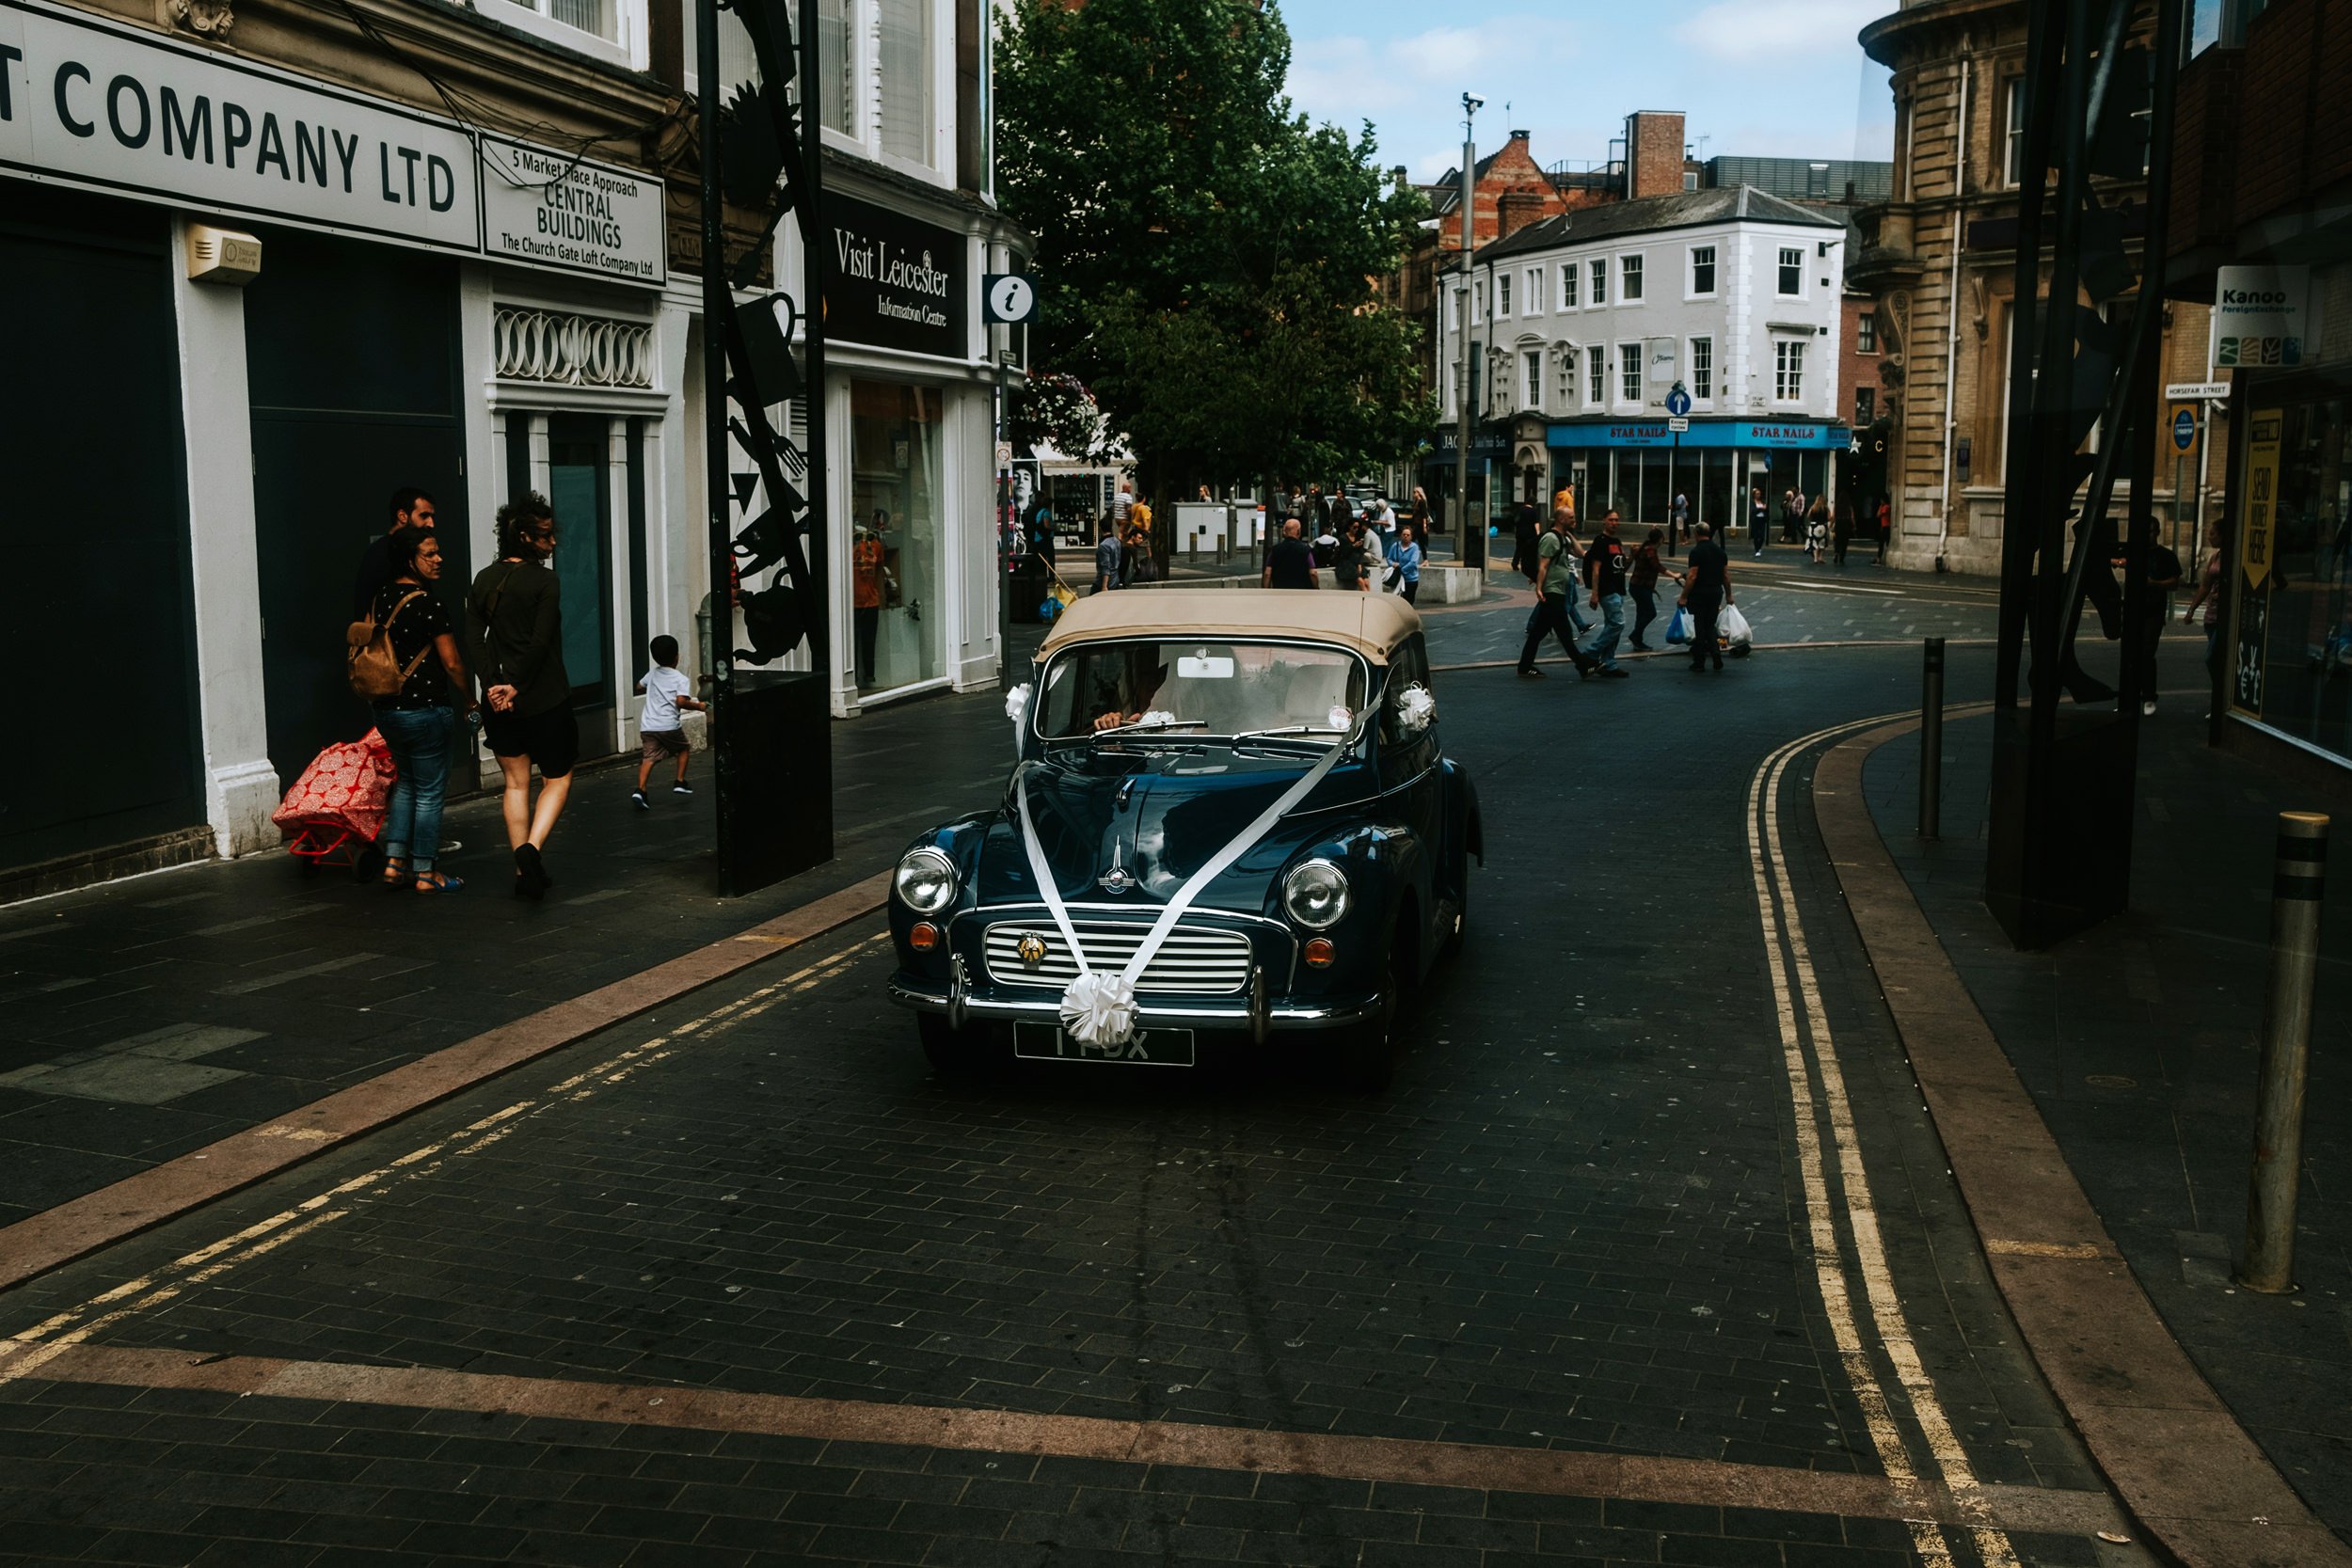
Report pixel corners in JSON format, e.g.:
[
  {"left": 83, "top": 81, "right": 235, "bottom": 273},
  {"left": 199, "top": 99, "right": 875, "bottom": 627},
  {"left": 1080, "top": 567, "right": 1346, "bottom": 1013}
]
[{"left": 1034, "top": 640, "right": 1370, "bottom": 743}]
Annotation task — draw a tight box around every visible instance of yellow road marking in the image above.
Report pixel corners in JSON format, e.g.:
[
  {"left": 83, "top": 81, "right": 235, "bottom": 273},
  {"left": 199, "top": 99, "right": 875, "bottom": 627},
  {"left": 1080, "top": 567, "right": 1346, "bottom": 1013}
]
[
  {"left": 1746, "top": 713, "right": 2018, "bottom": 1568},
  {"left": 0, "top": 932, "right": 889, "bottom": 1385}
]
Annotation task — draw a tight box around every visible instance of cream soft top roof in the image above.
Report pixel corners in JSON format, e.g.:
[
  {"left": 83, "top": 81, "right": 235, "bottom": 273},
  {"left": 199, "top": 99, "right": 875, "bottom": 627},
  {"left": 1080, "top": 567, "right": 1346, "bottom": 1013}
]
[{"left": 1035, "top": 589, "right": 1422, "bottom": 664}]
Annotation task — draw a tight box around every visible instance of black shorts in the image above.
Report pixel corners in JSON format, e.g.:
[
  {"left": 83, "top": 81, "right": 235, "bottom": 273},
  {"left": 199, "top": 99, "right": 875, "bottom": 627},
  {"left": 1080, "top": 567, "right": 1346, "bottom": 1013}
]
[{"left": 483, "top": 704, "right": 580, "bottom": 779}]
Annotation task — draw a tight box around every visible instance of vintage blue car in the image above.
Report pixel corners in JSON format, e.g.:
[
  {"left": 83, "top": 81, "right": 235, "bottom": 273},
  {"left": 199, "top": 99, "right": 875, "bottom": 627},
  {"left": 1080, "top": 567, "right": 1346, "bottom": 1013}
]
[{"left": 885, "top": 589, "right": 1481, "bottom": 1089}]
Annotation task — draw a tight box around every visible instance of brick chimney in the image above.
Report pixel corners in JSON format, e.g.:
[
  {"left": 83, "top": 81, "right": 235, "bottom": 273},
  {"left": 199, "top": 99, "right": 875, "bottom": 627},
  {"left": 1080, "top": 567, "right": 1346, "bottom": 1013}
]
[
  {"left": 1497, "top": 189, "right": 1545, "bottom": 240},
  {"left": 1625, "top": 110, "right": 1687, "bottom": 200}
]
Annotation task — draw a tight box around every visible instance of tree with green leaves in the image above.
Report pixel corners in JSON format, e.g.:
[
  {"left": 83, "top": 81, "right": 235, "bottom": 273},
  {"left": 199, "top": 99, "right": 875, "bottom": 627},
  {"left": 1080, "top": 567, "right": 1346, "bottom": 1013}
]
[{"left": 995, "top": 0, "right": 1435, "bottom": 510}]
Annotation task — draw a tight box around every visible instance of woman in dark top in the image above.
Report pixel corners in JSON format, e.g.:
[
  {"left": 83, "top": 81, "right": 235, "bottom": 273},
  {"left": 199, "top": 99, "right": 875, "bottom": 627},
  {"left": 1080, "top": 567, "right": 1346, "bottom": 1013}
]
[
  {"left": 466, "top": 494, "right": 575, "bottom": 899},
  {"left": 1628, "top": 528, "right": 1667, "bottom": 650},
  {"left": 373, "top": 530, "right": 476, "bottom": 893}
]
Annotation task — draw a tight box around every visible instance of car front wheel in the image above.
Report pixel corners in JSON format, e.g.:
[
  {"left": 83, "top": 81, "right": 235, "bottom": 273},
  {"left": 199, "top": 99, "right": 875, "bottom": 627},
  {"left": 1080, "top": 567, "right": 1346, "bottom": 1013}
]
[{"left": 1328, "top": 928, "right": 1405, "bottom": 1094}]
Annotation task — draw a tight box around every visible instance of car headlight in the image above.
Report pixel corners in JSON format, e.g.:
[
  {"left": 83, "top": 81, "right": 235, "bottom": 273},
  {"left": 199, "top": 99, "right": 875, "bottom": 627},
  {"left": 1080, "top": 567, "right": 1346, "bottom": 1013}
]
[
  {"left": 1282, "top": 859, "right": 1350, "bottom": 929},
  {"left": 894, "top": 847, "right": 959, "bottom": 915}
]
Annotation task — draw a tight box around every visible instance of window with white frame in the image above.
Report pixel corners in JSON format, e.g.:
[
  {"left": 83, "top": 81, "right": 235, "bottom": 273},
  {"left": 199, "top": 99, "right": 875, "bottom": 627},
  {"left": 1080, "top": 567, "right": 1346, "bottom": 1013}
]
[
  {"left": 1857, "top": 311, "right": 1877, "bottom": 354},
  {"left": 876, "top": 0, "right": 933, "bottom": 165},
  {"left": 1690, "top": 336, "right": 1712, "bottom": 400},
  {"left": 1777, "top": 246, "right": 1803, "bottom": 296},
  {"left": 1774, "top": 340, "right": 1805, "bottom": 402},
  {"left": 1690, "top": 245, "right": 1716, "bottom": 295},
  {"left": 1621, "top": 254, "right": 1644, "bottom": 302},
  {"left": 1587, "top": 345, "right": 1606, "bottom": 404},
  {"left": 2004, "top": 78, "right": 2026, "bottom": 186},
  {"left": 1619, "top": 342, "right": 1641, "bottom": 404},
  {"left": 1523, "top": 349, "right": 1543, "bottom": 411},
  {"left": 815, "top": 0, "right": 850, "bottom": 133},
  {"left": 1589, "top": 258, "right": 1607, "bottom": 306},
  {"left": 480, "top": 0, "right": 641, "bottom": 66},
  {"left": 1525, "top": 268, "right": 1543, "bottom": 316},
  {"left": 1474, "top": 278, "right": 1486, "bottom": 320},
  {"left": 1560, "top": 261, "right": 1579, "bottom": 309},
  {"left": 1498, "top": 272, "right": 1512, "bottom": 316}
]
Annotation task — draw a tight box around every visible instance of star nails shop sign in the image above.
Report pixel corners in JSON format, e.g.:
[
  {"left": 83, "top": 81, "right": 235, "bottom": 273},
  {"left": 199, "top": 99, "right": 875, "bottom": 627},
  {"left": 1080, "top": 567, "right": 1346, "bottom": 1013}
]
[
  {"left": 0, "top": 0, "right": 665, "bottom": 284},
  {"left": 827, "top": 192, "right": 968, "bottom": 359}
]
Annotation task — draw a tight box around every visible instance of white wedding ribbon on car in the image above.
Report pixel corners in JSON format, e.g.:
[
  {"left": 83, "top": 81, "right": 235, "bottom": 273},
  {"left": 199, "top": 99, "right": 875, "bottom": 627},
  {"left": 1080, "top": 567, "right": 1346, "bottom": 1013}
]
[{"left": 1015, "top": 733, "right": 1352, "bottom": 1048}]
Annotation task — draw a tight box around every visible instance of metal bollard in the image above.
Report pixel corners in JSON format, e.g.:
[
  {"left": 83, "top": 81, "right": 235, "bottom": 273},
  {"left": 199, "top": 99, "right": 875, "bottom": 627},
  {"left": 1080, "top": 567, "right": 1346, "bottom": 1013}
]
[
  {"left": 2239, "top": 812, "right": 2329, "bottom": 1292},
  {"left": 1918, "top": 638, "right": 1946, "bottom": 841}
]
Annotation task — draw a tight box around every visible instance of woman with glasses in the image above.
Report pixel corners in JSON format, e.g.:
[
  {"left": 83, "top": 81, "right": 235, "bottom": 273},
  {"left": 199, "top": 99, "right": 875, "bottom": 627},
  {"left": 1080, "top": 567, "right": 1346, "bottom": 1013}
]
[{"left": 465, "top": 493, "right": 577, "bottom": 899}]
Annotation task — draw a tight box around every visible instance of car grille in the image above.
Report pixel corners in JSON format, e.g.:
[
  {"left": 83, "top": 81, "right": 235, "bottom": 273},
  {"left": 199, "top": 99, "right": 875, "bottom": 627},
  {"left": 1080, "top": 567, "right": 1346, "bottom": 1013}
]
[{"left": 982, "top": 920, "right": 1253, "bottom": 994}]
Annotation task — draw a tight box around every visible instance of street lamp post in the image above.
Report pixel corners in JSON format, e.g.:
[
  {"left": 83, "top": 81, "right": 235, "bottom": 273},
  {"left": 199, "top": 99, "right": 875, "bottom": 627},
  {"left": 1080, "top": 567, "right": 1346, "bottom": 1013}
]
[{"left": 1455, "top": 92, "right": 1484, "bottom": 570}]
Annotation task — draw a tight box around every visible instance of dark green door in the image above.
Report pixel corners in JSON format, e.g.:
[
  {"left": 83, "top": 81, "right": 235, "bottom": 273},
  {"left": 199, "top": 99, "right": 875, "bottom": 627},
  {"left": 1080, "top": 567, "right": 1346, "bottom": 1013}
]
[
  {"left": 0, "top": 187, "right": 202, "bottom": 873},
  {"left": 245, "top": 229, "right": 464, "bottom": 779}
]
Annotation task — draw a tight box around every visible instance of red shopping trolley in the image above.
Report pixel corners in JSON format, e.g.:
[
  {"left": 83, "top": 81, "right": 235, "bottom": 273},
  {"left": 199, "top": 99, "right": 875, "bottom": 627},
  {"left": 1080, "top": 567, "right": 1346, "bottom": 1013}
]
[{"left": 272, "top": 728, "right": 397, "bottom": 878}]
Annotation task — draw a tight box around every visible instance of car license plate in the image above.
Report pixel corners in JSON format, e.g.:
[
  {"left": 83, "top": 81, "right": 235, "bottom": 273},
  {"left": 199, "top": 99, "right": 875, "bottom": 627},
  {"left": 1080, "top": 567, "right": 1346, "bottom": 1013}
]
[{"left": 1012, "top": 1022, "right": 1196, "bottom": 1067}]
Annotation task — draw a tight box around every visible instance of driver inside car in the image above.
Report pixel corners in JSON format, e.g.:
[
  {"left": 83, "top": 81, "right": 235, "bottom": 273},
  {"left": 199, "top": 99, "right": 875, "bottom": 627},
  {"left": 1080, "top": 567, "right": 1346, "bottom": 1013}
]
[{"left": 1089, "top": 650, "right": 1173, "bottom": 731}]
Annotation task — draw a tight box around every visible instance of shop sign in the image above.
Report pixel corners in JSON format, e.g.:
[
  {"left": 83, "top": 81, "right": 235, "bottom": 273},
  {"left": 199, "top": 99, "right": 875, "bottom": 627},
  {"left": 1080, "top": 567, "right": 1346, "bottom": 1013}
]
[
  {"left": 826, "top": 191, "right": 967, "bottom": 359},
  {"left": 0, "top": 0, "right": 663, "bottom": 284},
  {"left": 2211, "top": 266, "right": 2308, "bottom": 371},
  {"left": 2240, "top": 408, "right": 2283, "bottom": 591},
  {"left": 479, "top": 136, "right": 664, "bottom": 284},
  {"left": 1546, "top": 420, "right": 1849, "bottom": 451}
]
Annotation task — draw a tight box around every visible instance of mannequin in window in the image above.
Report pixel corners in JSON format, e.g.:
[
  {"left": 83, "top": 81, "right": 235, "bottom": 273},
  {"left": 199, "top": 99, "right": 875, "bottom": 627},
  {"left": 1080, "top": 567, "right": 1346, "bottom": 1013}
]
[{"left": 852, "top": 517, "right": 885, "bottom": 685}]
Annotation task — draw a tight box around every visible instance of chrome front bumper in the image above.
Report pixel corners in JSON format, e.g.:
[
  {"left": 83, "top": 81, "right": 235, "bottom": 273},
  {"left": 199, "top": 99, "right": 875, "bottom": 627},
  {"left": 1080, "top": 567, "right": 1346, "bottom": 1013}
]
[{"left": 888, "top": 957, "right": 1378, "bottom": 1036}]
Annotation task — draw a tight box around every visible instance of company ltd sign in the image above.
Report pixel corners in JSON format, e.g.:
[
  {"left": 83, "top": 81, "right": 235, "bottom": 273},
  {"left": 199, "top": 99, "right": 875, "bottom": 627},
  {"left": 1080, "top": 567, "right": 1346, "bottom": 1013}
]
[{"left": 0, "top": 0, "right": 664, "bottom": 283}]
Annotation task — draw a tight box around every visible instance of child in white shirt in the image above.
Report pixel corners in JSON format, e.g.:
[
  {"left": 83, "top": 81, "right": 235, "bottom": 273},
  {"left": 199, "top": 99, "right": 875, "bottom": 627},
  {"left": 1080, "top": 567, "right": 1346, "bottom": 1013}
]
[{"left": 631, "top": 635, "right": 707, "bottom": 809}]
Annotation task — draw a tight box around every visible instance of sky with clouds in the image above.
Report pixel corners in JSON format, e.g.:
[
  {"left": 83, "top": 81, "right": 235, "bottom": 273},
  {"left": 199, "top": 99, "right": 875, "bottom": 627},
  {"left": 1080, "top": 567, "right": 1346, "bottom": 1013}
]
[{"left": 1273, "top": 0, "right": 1897, "bottom": 187}]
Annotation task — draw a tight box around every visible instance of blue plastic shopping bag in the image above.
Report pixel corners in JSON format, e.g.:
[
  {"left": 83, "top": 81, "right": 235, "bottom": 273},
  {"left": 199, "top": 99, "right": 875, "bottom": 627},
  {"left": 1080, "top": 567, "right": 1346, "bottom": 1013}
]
[{"left": 1665, "top": 606, "right": 1692, "bottom": 645}]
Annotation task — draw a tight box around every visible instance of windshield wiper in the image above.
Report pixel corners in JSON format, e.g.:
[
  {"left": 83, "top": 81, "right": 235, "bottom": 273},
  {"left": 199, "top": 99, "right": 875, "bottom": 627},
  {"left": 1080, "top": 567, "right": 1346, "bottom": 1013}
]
[
  {"left": 1231, "top": 725, "right": 1345, "bottom": 742},
  {"left": 1091, "top": 718, "right": 1211, "bottom": 740}
]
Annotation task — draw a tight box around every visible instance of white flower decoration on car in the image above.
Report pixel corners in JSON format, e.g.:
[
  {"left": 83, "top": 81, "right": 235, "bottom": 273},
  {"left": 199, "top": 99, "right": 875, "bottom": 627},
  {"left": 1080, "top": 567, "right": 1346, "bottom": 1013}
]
[
  {"left": 1005, "top": 682, "right": 1032, "bottom": 727},
  {"left": 1060, "top": 972, "right": 1138, "bottom": 1047},
  {"left": 1393, "top": 684, "right": 1436, "bottom": 736}
]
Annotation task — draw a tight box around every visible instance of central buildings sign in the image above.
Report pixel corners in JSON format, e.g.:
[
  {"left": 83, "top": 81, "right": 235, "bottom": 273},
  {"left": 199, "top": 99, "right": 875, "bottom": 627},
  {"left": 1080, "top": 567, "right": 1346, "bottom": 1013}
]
[{"left": 0, "top": 0, "right": 664, "bottom": 284}]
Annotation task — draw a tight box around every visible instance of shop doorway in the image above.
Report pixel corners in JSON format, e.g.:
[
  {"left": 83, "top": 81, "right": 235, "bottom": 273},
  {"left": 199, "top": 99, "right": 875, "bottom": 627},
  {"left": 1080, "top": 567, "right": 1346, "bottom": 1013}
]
[
  {"left": 849, "top": 382, "right": 945, "bottom": 696},
  {"left": 548, "top": 414, "right": 617, "bottom": 740},
  {"left": 0, "top": 188, "right": 203, "bottom": 874},
  {"left": 246, "top": 230, "right": 463, "bottom": 784}
]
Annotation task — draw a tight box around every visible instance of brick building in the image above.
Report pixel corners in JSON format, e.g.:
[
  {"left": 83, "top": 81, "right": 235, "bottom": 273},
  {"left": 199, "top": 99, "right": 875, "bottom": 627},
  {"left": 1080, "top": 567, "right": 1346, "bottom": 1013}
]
[{"left": 1851, "top": 0, "right": 2213, "bottom": 577}]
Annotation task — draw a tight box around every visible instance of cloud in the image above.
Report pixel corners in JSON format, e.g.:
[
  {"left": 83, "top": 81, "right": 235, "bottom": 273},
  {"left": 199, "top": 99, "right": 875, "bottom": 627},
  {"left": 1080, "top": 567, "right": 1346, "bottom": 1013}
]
[{"left": 1673, "top": 0, "right": 1881, "bottom": 60}]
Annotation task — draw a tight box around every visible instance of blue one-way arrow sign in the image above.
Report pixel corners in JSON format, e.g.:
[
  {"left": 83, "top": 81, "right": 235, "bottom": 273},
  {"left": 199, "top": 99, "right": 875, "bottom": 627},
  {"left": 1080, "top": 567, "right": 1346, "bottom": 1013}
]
[{"left": 1664, "top": 384, "right": 1692, "bottom": 419}]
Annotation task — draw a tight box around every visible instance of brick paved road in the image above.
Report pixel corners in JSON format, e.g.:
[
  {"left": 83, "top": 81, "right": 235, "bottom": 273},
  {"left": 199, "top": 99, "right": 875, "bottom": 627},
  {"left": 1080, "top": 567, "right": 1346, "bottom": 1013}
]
[{"left": 0, "top": 598, "right": 2159, "bottom": 1566}]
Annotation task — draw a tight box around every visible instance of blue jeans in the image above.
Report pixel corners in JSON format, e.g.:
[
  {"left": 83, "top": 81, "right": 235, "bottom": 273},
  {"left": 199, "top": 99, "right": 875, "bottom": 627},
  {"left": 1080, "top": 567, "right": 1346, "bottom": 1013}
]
[
  {"left": 376, "top": 705, "right": 453, "bottom": 875},
  {"left": 1584, "top": 593, "right": 1628, "bottom": 668}
]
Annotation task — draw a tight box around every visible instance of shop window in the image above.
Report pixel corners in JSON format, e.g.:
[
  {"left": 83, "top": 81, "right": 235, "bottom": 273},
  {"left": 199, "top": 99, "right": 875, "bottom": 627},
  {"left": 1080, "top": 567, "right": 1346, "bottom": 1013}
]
[
  {"left": 850, "top": 381, "right": 945, "bottom": 693},
  {"left": 547, "top": 413, "right": 616, "bottom": 712},
  {"left": 2230, "top": 394, "right": 2352, "bottom": 759}
]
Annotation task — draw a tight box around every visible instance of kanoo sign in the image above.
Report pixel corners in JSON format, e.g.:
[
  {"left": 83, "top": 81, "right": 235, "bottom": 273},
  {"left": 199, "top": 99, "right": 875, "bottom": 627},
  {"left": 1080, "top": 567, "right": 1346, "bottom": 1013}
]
[
  {"left": 0, "top": 0, "right": 663, "bottom": 284},
  {"left": 826, "top": 191, "right": 966, "bottom": 359}
]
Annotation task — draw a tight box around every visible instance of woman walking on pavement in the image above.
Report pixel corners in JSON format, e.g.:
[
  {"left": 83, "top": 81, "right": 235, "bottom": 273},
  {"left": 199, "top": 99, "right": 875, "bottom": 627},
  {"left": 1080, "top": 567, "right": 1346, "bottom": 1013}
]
[
  {"left": 372, "top": 530, "right": 478, "bottom": 894},
  {"left": 1804, "top": 499, "right": 1830, "bottom": 564},
  {"left": 466, "top": 493, "right": 576, "bottom": 900},
  {"left": 1628, "top": 527, "right": 1666, "bottom": 650}
]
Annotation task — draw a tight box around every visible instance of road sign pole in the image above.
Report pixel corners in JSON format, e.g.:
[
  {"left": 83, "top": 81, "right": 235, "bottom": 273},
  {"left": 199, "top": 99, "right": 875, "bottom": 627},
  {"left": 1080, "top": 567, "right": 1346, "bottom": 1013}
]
[{"left": 1668, "top": 432, "right": 1680, "bottom": 559}]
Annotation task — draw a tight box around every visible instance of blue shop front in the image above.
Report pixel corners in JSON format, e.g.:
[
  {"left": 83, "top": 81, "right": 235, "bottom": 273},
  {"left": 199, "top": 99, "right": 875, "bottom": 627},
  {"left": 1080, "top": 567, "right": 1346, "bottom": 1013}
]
[{"left": 1547, "top": 420, "right": 1851, "bottom": 532}]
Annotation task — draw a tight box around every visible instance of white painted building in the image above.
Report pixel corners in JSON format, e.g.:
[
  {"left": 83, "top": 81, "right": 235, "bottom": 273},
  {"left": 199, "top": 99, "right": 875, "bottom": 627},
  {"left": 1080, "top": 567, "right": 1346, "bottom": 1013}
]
[{"left": 1437, "top": 186, "right": 1851, "bottom": 531}]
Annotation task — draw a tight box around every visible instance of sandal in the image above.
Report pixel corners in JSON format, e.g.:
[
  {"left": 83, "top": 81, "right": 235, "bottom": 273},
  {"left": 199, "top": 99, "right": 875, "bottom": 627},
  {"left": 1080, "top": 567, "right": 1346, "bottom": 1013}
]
[
  {"left": 413, "top": 872, "right": 465, "bottom": 895},
  {"left": 380, "top": 855, "right": 409, "bottom": 886}
]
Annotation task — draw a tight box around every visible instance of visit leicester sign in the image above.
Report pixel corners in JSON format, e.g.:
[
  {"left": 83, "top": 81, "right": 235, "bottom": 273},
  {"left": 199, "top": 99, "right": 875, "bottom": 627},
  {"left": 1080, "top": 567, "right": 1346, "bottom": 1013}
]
[{"left": 0, "top": 0, "right": 664, "bottom": 284}]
